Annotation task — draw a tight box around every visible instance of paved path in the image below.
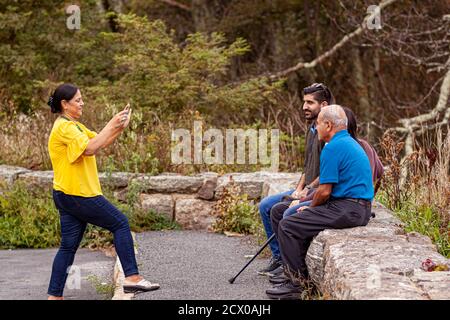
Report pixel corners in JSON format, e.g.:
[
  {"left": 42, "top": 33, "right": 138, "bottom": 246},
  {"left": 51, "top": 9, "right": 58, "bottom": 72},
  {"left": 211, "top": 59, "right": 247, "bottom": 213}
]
[
  {"left": 1, "top": 231, "right": 273, "bottom": 300},
  {"left": 134, "top": 230, "right": 271, "bottom": 300},
  {"left": 0, "top": 248, "right": 114, "bottom": 300}
]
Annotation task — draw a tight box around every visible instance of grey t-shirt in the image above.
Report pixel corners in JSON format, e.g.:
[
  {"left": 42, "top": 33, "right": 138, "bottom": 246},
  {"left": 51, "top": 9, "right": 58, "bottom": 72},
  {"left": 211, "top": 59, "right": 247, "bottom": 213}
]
[{"left": 304, "top": 123, "right": 324, "bottom": 185}]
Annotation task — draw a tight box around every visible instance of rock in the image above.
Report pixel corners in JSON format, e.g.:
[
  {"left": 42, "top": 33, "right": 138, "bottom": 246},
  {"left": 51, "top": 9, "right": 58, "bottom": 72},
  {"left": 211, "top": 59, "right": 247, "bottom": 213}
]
[
  {"left": 16, "top": 171, "right": 53, "bottom": 189},
  {"left": 174, "top": 195, "right": 216, "bottom": 230},
  {"left": 305, "top": 216, "right": 450, "bottom": 299},
  {"left": 113, "top": 188, "right": 128, "bottom": 202},
  {"left": 13, "top": 171, "right": 135, "bottom": 191},
  {"left": 98, "top": 172, "right": 136, "bottom": 189},
  {"left": 411, "top": 270, "right": 450, "bottom": 300},
  {"left": 0, "top": 165, "right": 31, "bottom": 186},
  {"left": 215, "top": 171, "right": 301, "bottom": 200},
  {"left": 261, "top": 180, "right": 297, "bottom": 198},
  {"left": 195, "top": 172, "right": 219, "bottom": 179},
  {"left": 139, "top": 194, "right": 174, "bottom": 221},
  {"left": 197, "top": 176, "right": 217, "bottom": 200},
  {"left": 405, "top": 231, "right": 436, "bottom": 247},
  {"left": 369, "top": 204, "right": 403, "bottom": 227},
  {"left": 330, "top": 272, "right": 428, "bottom": 300},
  {"left": 133, "top": 175, "right": 204, "bottom": 194}
]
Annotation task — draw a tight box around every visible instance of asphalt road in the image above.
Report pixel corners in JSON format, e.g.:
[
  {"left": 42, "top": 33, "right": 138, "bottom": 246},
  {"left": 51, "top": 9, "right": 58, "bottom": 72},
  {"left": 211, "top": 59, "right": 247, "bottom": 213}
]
[
  {"left": 1, "top": 231, "right": 273, "bottom": 300},
  {"left": 134, "top": 230, "right": 271, "bottom": 300},
  {"left": 0, "top": 248, "right": 114, "bottom": 300}
]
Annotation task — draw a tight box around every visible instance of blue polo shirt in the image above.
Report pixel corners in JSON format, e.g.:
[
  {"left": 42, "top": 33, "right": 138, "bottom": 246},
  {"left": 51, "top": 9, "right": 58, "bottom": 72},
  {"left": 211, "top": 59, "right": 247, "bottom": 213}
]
[{"left": 319, "top": 130, "right": 374, "bottom": 200}]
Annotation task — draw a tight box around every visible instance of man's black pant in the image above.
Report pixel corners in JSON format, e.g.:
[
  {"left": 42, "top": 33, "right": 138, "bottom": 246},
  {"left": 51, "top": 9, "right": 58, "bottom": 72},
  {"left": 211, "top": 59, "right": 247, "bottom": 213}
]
[{"left": 270, "top": 199, "right": 371, "bottom": 279}]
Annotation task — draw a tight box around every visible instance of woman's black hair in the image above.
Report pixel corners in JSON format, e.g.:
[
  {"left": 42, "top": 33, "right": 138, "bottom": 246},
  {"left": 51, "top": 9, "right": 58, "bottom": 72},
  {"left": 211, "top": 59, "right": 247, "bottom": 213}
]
[
  {"left": 47, "top": 83, "right": 78, "bottom": 113},
  {"left": 342, "top": 106, "right": 361, "bottom": 144}
]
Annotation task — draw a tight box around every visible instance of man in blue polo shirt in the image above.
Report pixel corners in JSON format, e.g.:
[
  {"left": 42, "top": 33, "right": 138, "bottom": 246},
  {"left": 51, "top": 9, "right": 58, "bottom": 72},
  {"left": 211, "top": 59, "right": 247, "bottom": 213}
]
[{"left": 266, "top": 105, "right": 374, "bottom": 300}]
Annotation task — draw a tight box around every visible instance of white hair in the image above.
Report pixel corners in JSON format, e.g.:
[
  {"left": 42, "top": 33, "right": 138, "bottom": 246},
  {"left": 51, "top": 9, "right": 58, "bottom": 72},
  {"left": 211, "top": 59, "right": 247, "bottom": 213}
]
[{"left": 320, "top": 104, "right": 348, "bottom": 128}]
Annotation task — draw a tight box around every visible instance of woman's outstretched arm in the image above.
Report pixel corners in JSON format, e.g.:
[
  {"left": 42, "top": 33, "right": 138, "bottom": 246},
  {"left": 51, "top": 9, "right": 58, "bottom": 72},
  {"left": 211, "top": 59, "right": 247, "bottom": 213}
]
[{"left": 84, "top": 109, "right": 130, "bottom": 156}]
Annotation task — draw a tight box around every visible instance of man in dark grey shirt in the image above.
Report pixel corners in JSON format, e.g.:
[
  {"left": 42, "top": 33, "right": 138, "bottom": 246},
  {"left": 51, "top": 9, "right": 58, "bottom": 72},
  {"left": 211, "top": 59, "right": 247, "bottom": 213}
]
[{"left": 257, "top": 83, "right": 335, "bottom": 275}]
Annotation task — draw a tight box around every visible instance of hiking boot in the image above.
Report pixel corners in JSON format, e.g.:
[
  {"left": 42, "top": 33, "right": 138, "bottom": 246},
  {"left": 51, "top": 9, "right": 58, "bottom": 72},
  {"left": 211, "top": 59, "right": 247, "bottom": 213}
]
[
  {"left": 257, "top": 257, "right": 282, "bottom": 276},
  {"left": 267, "top": 264, "right": 284, "bottom": 277},
  {"left": 269, "top": 272, "right": 289, "bottom": 285},
  {"left": 265, "top": 280, "right": 304, "bottom": 300}
]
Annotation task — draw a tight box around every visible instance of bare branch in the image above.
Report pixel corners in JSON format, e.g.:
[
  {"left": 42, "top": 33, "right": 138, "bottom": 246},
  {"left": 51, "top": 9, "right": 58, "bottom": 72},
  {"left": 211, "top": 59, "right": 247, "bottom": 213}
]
[
  {"left": 398, "top": 56, "right": 450, "bottom": 127},
  {"left": 157, "top": 0, "right": 191, "bottom": 12},
  {"left": 415, "top": 107, "right": 450, "bottom": 135},
  {"left": 396, "top": 75, "right": 445, "bottom": 109},
  {"left": 389, "top": 56, "right": 450, "bottom": 148},
  {"left": 386, "top": 126, "right": 409, "bottom": 134},
  {"left": 268, "top": 0, "right": 399, "bottom": 79}
]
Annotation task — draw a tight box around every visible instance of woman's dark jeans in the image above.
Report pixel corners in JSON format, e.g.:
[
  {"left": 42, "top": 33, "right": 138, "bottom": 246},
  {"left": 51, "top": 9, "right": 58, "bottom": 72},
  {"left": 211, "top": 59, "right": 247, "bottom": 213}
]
[{"left": 48, "top": 190, "right": 139, "bottom": 297}]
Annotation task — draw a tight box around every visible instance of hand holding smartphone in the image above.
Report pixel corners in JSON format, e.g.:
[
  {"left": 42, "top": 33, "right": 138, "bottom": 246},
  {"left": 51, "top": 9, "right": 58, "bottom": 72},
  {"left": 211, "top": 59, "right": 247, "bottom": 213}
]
[{"left": 122, "top": 103, "right": 132, "bottom": 128}]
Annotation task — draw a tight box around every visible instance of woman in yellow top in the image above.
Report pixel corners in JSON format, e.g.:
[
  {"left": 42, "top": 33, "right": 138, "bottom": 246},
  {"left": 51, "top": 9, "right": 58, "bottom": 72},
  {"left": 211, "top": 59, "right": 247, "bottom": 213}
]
[{"left": 47, "top": 83, "right": 159, "bottom": 300}]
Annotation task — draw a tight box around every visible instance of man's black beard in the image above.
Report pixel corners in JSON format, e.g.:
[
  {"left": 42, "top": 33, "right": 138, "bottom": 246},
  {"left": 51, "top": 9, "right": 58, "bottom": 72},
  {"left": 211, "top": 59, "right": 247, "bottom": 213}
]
[{"left": 304, "top": 115, "right": 318, "bottom": 122}]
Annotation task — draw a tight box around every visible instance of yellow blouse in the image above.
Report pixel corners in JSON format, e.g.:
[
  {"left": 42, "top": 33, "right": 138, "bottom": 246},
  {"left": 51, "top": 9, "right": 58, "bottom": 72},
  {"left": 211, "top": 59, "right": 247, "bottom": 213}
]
[{"left": 48, "top": 117, "right": 102, "bottom": 197}]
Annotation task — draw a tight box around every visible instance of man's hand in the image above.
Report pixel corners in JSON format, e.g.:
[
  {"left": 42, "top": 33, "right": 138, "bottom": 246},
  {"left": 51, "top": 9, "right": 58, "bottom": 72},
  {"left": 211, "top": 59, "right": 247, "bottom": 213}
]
[
  {"left": 289, "top": 200, "right": 300, "bottom": 208},
  {"left": 296, "top": 206, "right": 309, "bottom": 212},
  {"left": 310, "top": 183, "right": 332, "bottom": 207},
  {"left": 293, "top": 188, "right": 308, "bottom": 199}
]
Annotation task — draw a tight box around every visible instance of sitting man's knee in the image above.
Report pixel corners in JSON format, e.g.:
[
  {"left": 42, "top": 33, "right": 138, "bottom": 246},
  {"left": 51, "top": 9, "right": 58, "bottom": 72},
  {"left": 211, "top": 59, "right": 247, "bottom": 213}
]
[
  {"left": 270, "top": 202, "right": 288, "bottom": 219},
  {"left": 278, "top": 218, "right": 289, "bottom": 232},
  {"left": 258, "top": 196, "right": 272, "bottom": 214}
]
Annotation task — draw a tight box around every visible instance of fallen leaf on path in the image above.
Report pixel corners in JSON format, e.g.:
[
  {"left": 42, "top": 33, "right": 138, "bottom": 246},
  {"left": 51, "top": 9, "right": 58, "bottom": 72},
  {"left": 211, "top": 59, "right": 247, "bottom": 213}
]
[{"left": 224, "top": 231, "right": 245, "bottom": 237}]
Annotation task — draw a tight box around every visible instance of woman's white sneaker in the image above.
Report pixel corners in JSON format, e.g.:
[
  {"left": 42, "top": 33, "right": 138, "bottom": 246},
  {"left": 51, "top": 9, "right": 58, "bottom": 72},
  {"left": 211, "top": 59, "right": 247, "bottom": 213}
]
[{"left": 123, "top": 279, "right": 160, "bottom": 293}]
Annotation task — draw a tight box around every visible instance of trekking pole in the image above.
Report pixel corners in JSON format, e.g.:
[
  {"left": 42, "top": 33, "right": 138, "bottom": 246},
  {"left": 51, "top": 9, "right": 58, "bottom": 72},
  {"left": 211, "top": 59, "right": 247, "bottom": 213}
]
[{"left": 228, "top": 234, "right": 275, "bottom": 284}]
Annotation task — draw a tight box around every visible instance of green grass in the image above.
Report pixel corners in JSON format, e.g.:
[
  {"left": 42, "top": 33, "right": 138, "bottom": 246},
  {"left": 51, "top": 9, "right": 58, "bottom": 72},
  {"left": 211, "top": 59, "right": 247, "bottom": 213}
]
[
  {"left": 0, "top": 181, "right": 180, "bottom": 250},
  {"left": 86, "top": 275, "right": 115, "bottom": 300},
  {"left": 395, "top": 204, "right": 449, "bottom": 258},
  {"left": 376, "top": 192, "right": 449, "bottom": 258}
]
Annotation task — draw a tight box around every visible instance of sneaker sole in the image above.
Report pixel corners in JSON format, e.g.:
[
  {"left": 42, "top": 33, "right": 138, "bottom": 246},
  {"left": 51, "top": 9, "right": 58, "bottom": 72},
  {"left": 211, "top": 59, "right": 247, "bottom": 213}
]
[
  {"left": 269, "top": 278, "right": 289, "bottom": 285},
  {"left": 266, "top": 292, "right": 302, "bottom": 300},
  {"left": 123, "top": 285, "right": 160, "bottom": 293}
]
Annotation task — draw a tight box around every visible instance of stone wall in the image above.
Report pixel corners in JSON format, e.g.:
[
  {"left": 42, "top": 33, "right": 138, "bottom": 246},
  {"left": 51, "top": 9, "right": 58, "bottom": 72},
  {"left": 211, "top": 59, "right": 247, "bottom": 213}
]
[
  {"left": 306, "top": 203, "right": 449, "bottom": 299},
  {"left": 0, "top": 165, "right": 300, "bottom": 230},
  {"left": 0, "top": 165, "right": 448, "bottom": 299}
]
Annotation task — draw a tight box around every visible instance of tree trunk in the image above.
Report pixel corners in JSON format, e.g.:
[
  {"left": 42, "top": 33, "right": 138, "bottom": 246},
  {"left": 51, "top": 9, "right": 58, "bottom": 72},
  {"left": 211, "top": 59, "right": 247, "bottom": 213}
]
[
  {"left": 352, "top": 47, "right": 373, "bottom": 138},
  {"left": 191, "top": 0, "right": 222, "bottom": 33},
  {"left": 97, "top": 0, "right": 125, "bottom": 32}
]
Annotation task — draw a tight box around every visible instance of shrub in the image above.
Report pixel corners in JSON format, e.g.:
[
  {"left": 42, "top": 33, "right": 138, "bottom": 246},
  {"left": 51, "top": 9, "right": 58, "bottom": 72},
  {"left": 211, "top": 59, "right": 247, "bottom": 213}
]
[
  {"left": 379, "top": 130, "right": 450, "bottom": 258},
  {"left": 212, "top": 178, "right": 262, "bottom": 236},
  {"left": 0, "top": 181, "right": 179, "bottom": 249},
  {"left": 0, "top": 182, "right": 60, "bottom": 249}
]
